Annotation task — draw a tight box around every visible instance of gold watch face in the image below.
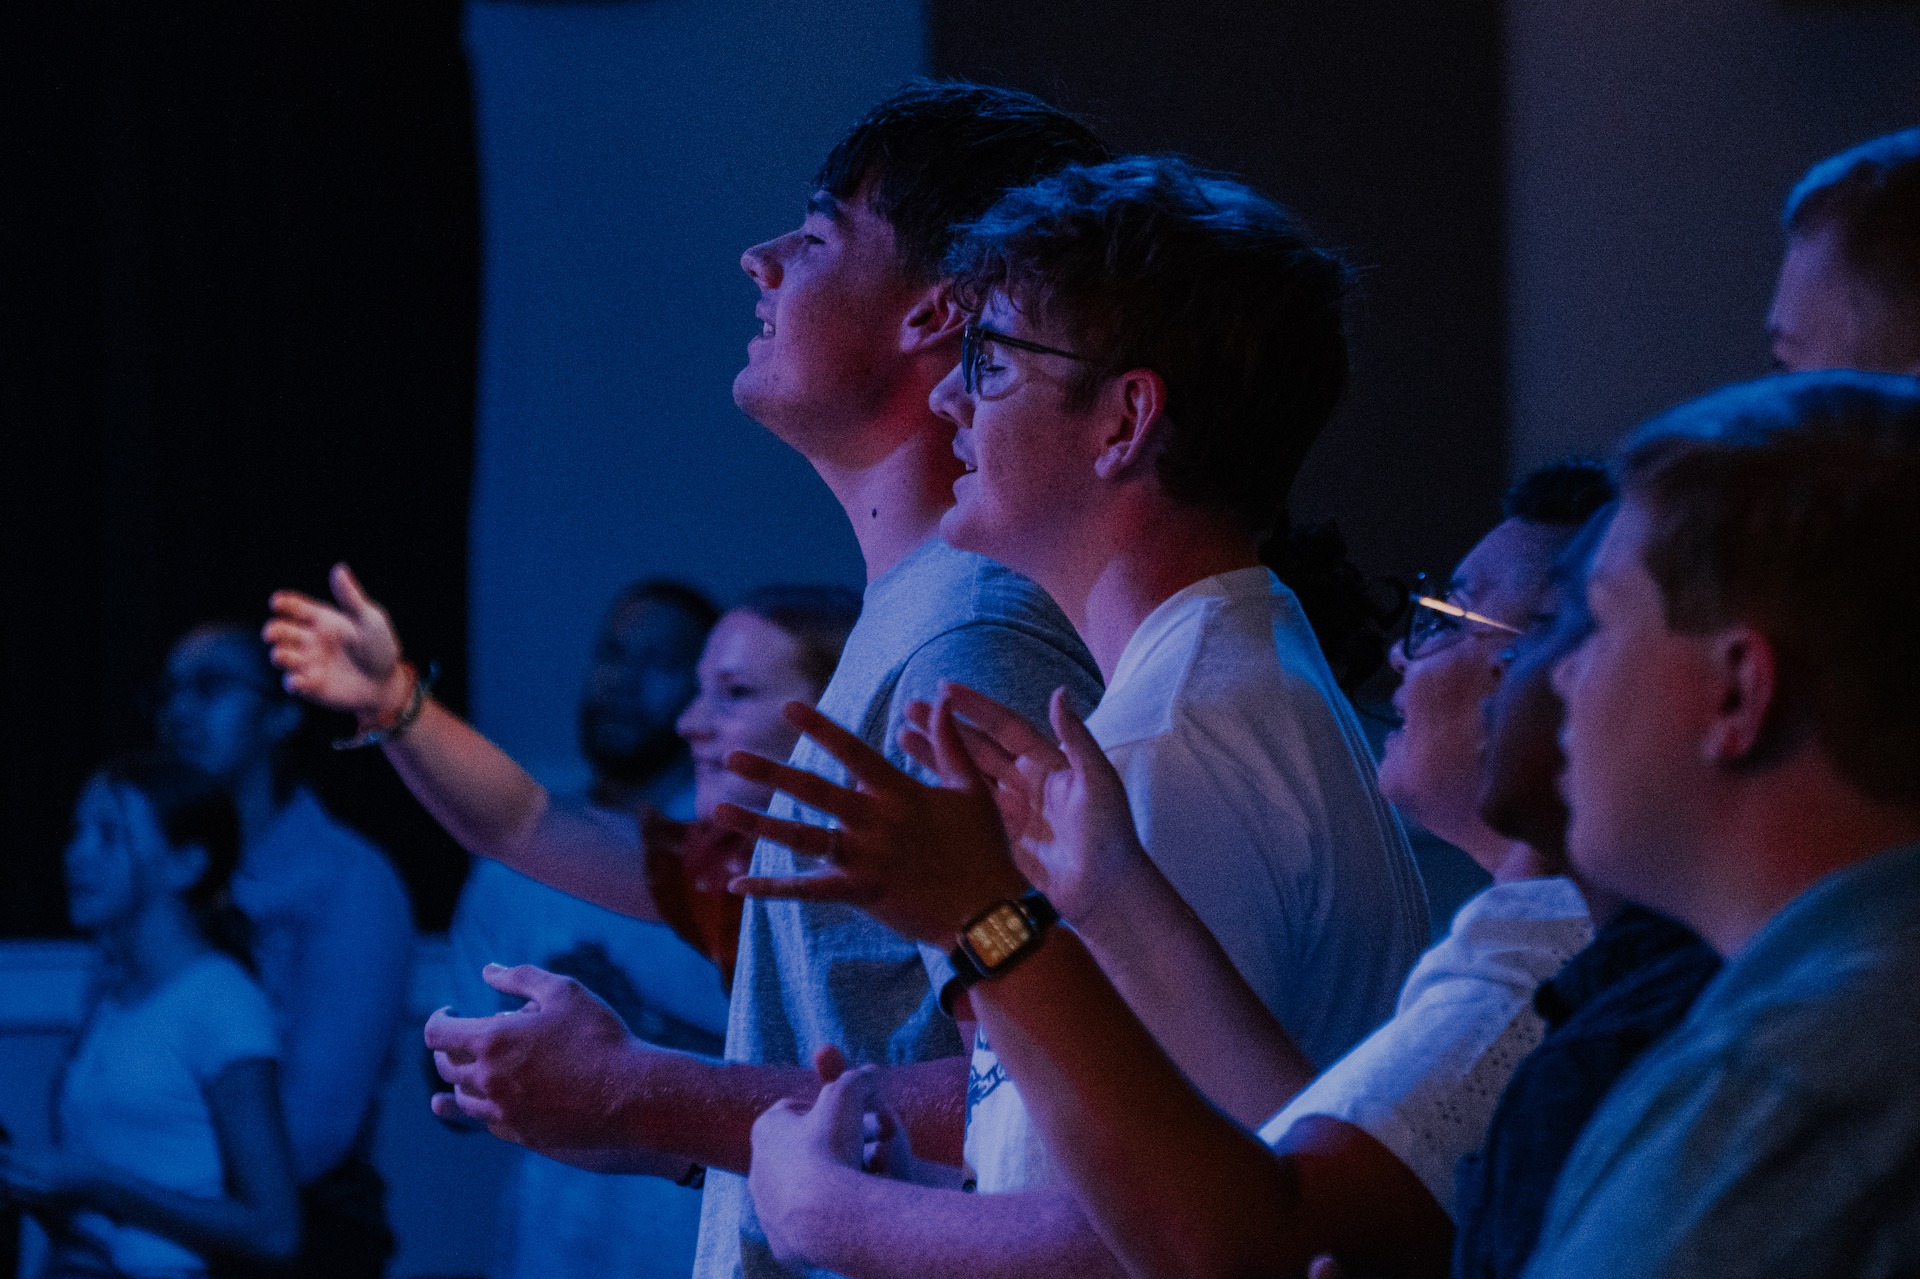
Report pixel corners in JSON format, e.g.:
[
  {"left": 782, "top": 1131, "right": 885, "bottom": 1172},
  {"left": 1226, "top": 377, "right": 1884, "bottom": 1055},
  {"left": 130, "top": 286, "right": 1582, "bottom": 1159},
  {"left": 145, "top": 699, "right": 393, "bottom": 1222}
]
[{"left": 964, "top": 902, "right": 1035, "bottom": 971}]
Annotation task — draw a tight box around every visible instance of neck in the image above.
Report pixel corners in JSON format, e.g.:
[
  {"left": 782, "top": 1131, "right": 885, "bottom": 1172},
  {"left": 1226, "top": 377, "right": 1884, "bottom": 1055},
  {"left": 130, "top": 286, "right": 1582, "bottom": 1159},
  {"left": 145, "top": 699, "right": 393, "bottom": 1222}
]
[
  {"left": 99, "top": 896, "right": 211, "bottom": 999},
  {"left": 1675, "top": 769, "right": 1920, "bottom": 956},
  {"left": 231, "top": 762, "right": 286, "bottom": 853},
  {"left": 812, "top": 417, "right": 962, "bottom": 584},
  {"left": 1044, "top": 510, "right": 1261, "bottom": 680}
]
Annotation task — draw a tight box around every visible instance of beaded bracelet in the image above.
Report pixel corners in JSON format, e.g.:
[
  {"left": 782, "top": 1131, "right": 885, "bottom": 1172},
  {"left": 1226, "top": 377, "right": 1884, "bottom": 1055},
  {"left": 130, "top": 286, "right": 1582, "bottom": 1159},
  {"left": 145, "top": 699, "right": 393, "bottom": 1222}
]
[{"left": 333, "top": 660, "right": 438, "bottom": 750}]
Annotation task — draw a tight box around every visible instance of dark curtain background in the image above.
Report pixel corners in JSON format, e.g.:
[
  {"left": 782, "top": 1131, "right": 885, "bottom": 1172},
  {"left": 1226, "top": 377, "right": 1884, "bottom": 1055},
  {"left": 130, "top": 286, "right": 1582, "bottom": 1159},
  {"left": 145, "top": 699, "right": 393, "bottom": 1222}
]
[
  {"left": 932, "top": 1, "right": 1509, "bottom": 585},
  {"left": 2, "top": 2, "right": 479, "bottom": 935}
]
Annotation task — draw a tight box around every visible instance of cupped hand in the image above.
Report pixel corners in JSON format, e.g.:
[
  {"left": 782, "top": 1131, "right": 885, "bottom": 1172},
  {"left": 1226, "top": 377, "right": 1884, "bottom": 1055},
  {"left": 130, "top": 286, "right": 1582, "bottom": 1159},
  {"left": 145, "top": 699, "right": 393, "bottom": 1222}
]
[
  {"left": 713, "top": 700, "right": 1030, "bottom": 946},
  {"left": 262, "top": 563, "right": 410, "bottom": 720},
  {"left": 423, "top": 963, "right": 645, "bottom": 1156}
]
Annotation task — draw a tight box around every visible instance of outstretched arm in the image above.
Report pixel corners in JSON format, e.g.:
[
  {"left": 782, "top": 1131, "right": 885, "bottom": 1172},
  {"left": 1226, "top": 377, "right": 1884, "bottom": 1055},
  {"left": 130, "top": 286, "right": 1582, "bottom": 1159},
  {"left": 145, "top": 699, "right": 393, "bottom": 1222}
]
[
  {"left": 263, "top": 563, "right": 660, "bottom": 920},
  {"left": 422, "top": 961, "right": 967, "bottom": 1175}
]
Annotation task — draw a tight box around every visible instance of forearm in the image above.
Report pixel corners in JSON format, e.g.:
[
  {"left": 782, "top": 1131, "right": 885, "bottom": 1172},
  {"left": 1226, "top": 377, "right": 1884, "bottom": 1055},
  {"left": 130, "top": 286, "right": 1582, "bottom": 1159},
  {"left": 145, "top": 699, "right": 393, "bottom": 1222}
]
[
  {"left": 782, "top": 1173, "right": 1128, "bottom": 1279},
  {"left": 81, "top": 1170, "right": 297, "bottom": 1265},
  {"left": 1077, "top": 858, "right": 1314, "bottom": 1127},
  {"left": 384, "top": 701, "right": 660, "bottom": 919},
  {"left": 616, "top": 1050, "right": 968, "bottom": 1174},
  {"left": 974, "top": 931, "right": 1312, "bottom": 1279}
]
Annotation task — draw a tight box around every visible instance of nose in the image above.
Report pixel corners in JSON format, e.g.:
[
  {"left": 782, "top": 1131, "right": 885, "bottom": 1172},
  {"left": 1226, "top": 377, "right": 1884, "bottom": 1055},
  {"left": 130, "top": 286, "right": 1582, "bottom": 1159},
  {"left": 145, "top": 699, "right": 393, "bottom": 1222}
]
[
  {"left": 929, "top": 361, "right": 971, "bottom": 428},
  {"left": 741, "top": 236, "right": 782, "bottom": 289},
  {"left": 676, "top": 694, "right": 713, "bottom": 743}
]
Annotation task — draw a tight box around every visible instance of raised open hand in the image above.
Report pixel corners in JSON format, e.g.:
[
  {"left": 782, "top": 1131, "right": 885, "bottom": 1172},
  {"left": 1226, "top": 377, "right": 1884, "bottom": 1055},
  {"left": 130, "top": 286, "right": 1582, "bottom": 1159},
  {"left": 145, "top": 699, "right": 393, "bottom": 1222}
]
[
  {"left": 1016, "top": 689, "right": 1152, "bottom": 927},
  {"left": 900, "top": 683, "right": 1064, "bottom": 854},
  {"left": 714, "top": 700, "right": 1030, "bottom": 945},
  {"left": 262, "top": 563, "right": 410, "bottom": 721}
]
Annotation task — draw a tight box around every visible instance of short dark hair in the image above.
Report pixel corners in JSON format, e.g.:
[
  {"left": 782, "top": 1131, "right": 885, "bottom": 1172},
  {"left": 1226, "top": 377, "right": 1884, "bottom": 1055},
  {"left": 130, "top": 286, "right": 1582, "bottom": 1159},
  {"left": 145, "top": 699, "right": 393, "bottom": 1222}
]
[
  {"left": 1503, "top": 458, "right": 1615, "bottom": 527},
  {"left": 1620, "top": 371, "right": 1920, "bottom": 807},
  {"left": 948, "top": 155, "right": 1352, "bottom": 534},
  {"left": 1782, "top": 128, "right": 1920, "bottom": 321},
  {"left": 815, "top": 80, "right": 1110, "bottom": 285},
  {"left": 735, "top": 584, "right": 862, "bottom": 695},
  {"left": 97, "top": 751, "right": 253, "bottom": 967}
]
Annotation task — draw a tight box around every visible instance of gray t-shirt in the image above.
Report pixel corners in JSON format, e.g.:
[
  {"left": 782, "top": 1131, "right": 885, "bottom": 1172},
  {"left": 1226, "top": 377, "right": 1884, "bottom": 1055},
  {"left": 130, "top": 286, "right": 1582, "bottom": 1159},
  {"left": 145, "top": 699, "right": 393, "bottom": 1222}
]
[{"left": 693, "top": 537, "right": 1103, "bottom": 1279}]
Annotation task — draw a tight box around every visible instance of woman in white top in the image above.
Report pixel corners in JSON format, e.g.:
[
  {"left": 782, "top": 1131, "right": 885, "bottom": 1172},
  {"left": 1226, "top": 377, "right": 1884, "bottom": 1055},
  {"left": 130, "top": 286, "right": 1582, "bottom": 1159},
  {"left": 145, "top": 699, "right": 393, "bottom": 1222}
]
[{"left": 0, "top": 754, "right": 298, "bottom": 1278}]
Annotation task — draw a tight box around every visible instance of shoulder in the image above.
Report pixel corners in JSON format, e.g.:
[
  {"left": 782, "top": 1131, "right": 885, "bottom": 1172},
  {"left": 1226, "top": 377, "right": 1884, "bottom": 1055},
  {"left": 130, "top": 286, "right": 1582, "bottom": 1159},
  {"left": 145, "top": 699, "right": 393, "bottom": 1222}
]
[
  {"left": 1401, "top": 879, "right": 1593, "bottom": 1008},
  {"left": 170, "top": 956, "right": 279, "bottom": 1062}
]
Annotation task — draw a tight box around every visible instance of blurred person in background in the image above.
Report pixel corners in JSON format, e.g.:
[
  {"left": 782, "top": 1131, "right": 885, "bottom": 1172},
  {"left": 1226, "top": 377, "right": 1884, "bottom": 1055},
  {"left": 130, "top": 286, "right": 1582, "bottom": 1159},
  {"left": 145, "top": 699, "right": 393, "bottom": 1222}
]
[
  {"left": 0, "top": 754, "right": 298, "bottom": 1278},
  {"left": 157, "top": 624, "right": 412, "bottom": 1278},
  {"left": 448, "top": 581, "right": 855, "bottom": 1279},
  {"left": 1769, "top": 126, "right": 1920, "bottom": 375}
]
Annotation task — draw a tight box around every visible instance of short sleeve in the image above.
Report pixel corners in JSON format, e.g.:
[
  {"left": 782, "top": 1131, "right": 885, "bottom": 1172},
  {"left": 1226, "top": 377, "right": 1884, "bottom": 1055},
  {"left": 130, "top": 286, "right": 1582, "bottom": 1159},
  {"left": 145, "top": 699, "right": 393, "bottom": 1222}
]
[
  {"left": 887, "top": 621, "right": 1103, "bottom": 776},
  {"left": 173, "top": 957, "right": 280, "bottom": 1082},
  {"left": 895, "top": 621, "right": 1103, "bottom": 997}
]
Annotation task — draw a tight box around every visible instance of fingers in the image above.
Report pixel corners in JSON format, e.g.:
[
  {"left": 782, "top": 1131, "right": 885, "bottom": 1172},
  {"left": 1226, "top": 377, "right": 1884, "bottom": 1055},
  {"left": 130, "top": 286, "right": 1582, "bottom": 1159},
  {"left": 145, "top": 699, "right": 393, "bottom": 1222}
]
[
  {"left": 939, "top": 684, "right": 1058, "bottom": 760},
  {"left": 898, "top": 723, "right": 938, "bottom": 774},
  {"left": 729, "top": 872, "right": 869, "bottom": 903},
  {"left": 430, "top": 1088, "right": 510, "bottom": 1132},
  {"left": 813, "top": 1045, "right": 848, "bottom": 1085},
  {"left": 710, "top": 803, "right": 843, "bottom": 861},
  {"left": 423, "top": 1006, "right": 484, "bottom": 1053},
  {"left": 782, "top": 702, "right": 905, "bottom": 792},
  {"left": 724, "top": 751, "right": 868, "bottom": 823},
  {"left": 479, "top": 962, "right": 566, "bottom": 1004},
  {"left": 331, "top": 563, "right": 378, "bottom": 621},
  {"left": 264, "top": 591, "right": 331, "bottom": 629},
  {"left": 1050, "top": 687, "right": 1110, "bottom": 785},
  {"left": 928, "top": 698, "right": 989, "bottom": 792}
]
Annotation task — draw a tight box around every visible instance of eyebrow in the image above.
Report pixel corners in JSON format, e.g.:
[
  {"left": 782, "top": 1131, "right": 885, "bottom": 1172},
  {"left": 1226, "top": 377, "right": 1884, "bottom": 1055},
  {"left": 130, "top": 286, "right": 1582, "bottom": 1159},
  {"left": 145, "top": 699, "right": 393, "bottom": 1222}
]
[{"left": 805, "top": 191, "right": 844, "bottom": 222}]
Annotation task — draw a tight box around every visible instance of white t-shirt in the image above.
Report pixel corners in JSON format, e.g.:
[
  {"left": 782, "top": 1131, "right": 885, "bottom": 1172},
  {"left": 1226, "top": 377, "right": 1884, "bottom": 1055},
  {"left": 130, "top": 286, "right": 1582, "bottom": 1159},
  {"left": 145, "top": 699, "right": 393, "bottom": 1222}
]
[
  {"left": 1257, "top": 876, "right": 1593, "bottom": 1215},
  {"left": 966, "top": 567, "right": 1431, "bottom": 1193},
  {"left": 57, "top": 952, "right": 280, "bottom": 1277}
]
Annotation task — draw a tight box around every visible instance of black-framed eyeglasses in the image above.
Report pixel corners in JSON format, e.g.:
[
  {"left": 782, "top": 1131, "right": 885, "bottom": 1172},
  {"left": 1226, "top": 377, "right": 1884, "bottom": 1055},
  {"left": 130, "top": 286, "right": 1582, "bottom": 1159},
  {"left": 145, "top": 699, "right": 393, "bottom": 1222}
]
[
  {"left": 1401, "top": 572, "right": 1523, "bottom": 661},
  {"left": 962, "top": 319, "right": 1092, "bottom": 395}
]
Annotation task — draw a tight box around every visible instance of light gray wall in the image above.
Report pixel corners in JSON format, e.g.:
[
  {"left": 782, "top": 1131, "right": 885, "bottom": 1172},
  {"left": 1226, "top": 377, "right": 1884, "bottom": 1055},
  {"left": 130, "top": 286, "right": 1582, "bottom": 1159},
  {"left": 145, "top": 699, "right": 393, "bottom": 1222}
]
[
  {"left": 465, "top": 0, "right": 922, "bottom": 778},
  {"left": 1506, "top": 0, "right": 1920, "bottom": 472}
]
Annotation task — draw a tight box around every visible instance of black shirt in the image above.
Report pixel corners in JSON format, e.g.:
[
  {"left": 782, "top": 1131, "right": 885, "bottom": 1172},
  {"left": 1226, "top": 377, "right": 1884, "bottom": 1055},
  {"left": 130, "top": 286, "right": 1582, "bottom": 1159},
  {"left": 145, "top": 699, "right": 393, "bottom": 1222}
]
[{"left": 1452, "top": 907, "right": 1722, "bottom": 1279}]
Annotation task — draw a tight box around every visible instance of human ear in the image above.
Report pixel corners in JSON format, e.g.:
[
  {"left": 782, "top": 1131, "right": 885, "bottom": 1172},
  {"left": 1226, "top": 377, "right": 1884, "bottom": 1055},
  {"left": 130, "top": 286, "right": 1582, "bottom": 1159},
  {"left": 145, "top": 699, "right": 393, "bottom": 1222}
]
[
  {"left": 1093, "top": 369, "right": 1170, "bottom": 481},
  {"left": 901, "top": 280, "right": 967, "bottom": 353},
  {"left": 1701, "top": 625, "right": 1778, "bottom": 765}
]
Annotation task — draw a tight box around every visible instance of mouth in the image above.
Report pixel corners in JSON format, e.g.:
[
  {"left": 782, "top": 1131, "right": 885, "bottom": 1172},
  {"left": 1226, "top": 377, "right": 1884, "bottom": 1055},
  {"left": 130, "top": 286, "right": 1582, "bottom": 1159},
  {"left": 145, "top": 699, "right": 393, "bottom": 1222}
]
[{"left": 753, "top": 307, "right": 775, "bottom": 341}]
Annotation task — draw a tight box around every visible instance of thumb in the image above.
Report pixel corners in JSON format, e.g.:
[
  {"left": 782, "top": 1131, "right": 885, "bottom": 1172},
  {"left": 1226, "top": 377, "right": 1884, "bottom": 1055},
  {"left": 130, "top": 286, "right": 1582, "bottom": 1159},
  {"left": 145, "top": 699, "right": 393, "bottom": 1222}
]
[
  {"left": 813, "top": 1045, "right": 849, "bottom": 1085},
  {"left": 331, "top": 562, "right": 378, "bottom": 622}
]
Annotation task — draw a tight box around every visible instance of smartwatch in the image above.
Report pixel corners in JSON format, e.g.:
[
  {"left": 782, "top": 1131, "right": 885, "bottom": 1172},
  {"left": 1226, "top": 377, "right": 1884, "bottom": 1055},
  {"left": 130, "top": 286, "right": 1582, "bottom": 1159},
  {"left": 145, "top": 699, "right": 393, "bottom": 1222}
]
[{"left": 939, "top": 889, "right": 1059, "bottom": 1014}]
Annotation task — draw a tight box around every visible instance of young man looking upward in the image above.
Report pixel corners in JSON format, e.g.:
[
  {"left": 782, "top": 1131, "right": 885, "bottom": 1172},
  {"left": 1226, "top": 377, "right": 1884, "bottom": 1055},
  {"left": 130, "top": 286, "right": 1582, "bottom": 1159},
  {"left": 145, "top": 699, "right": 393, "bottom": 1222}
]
[
  {"left": 263, "top": 82, "right": 1108, "bottom": 1279},
  {"left": 730, "top": 155, "right": 1429, "bottom": 1277}
]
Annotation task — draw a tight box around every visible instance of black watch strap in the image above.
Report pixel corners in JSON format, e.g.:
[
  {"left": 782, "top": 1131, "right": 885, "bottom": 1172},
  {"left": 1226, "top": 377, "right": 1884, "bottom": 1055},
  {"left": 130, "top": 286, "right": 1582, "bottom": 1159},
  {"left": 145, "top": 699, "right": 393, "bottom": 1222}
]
[{"left": 938, "top": 889, "right": 1058, "bottom": 1015}]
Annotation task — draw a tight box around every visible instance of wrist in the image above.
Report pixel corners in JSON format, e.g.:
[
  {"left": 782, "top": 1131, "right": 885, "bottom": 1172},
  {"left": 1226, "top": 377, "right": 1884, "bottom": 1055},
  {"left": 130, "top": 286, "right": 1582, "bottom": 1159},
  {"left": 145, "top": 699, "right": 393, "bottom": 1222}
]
[
  {"left": 1070, "top": 846, "right": 1159, "bottom": 942},
  {"left": 359, "top": 661, "right": 419, "bottom": 732}
]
